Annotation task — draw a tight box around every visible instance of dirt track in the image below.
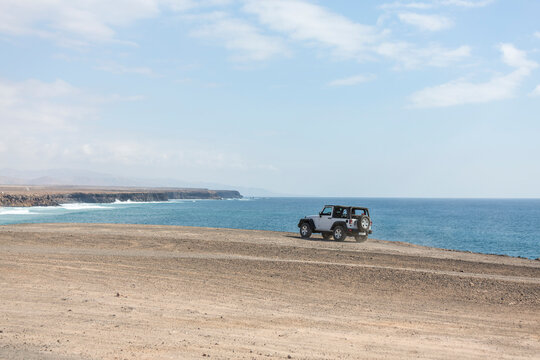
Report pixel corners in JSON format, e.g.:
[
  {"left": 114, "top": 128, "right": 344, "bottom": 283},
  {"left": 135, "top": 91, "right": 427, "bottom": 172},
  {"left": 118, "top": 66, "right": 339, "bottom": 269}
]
[{"left": 1, "top": 223, "right": 539, "bottom": 359}]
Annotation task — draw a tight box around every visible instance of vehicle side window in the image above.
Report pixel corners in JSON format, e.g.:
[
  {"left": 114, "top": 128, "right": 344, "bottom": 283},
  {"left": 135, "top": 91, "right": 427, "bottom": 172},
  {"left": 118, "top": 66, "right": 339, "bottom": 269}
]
[
  {"left": 320, "top": 206, "right": 332, "bottom": 216},
  {"left": 333, "top": 207, "right": 343, "bottom": 218},
  {"left": 342, "top": 208, "right": 348, "bottom": 218},
  {"left": 353, "top": 209, "right": 365, "bottom": 216}
]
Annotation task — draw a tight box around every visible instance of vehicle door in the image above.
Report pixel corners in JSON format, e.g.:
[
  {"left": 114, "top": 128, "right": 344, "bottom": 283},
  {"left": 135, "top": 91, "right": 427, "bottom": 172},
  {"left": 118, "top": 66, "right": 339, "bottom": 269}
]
[{"left": 315, "top": 206, "right": 334, "bottom": 231}]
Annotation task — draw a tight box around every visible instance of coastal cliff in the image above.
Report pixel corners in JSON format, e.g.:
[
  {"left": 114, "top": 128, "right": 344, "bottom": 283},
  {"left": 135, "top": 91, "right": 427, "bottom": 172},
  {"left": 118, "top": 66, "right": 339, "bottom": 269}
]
[{"left": 0, "top": 188, "right": 242, "bottom": 207}]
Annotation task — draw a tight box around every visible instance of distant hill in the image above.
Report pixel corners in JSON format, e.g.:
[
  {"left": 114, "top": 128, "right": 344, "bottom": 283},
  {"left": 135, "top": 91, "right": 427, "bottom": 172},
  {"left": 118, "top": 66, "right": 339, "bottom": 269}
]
[
  {"left": 0, "top": 176, "right": 25, "bottom": 185},
  {"left": 0, "top": 168, "right": 284, "bottom": 197}
]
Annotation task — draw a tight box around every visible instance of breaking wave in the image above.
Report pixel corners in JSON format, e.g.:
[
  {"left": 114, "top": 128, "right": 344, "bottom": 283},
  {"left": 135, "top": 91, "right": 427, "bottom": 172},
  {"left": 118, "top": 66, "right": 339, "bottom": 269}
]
[
  {"left": 113, "top": 199, "right": 169, "bottom": 204},
  {"left": 0, "top": 208, "right": 34, "bottom": 215},
  {"left": 60, "top": 203, "right": 109, "bottom": 210},
  {"left": 114, "top": 199, "right": 133, "bottom": 204}
]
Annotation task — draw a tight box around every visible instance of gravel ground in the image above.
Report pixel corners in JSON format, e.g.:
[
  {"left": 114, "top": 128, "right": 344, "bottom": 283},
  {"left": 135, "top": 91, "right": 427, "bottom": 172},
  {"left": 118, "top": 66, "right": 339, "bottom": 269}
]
[{"left": 1, "top": 223, "right": 539, "bottom": 359}]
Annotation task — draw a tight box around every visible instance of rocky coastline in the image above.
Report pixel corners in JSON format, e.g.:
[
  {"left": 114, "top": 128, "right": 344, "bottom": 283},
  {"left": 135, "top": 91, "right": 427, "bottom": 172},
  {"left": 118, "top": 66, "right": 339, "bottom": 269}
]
[{"left": 0, "top": 188, "right": 242, "bottom": 207}]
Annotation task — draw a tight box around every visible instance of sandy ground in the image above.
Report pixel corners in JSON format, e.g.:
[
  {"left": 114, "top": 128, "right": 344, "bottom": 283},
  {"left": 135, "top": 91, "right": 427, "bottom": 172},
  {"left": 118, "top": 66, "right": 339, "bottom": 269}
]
[{"left": 0, "top": 223, "right": 539, "bottom": 359}]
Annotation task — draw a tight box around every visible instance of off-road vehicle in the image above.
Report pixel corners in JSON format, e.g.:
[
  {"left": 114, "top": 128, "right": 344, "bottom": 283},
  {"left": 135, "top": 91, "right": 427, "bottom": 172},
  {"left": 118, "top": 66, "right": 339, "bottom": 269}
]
[{"left": 297, "top": 205, "right": 372, "bottom": 242}]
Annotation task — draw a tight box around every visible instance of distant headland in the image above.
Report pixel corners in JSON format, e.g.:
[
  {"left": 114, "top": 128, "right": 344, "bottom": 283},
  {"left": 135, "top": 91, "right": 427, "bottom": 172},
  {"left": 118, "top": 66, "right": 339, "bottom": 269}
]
[{"left": 0, "top": 186, "right": 242, "bottom": 207}]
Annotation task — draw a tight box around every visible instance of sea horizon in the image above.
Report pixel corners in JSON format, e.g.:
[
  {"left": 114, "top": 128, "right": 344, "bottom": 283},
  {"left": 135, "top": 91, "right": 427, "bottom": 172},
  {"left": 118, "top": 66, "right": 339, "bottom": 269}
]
[{"left": 2, "top": 197, "right": 538, "bottom": 260}]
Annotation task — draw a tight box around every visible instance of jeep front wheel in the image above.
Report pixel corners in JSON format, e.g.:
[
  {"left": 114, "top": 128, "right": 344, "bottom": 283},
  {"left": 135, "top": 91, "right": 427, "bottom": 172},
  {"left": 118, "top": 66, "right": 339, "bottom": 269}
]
[
  {"left": 333, "top": 226, "right": 346, "bottom": 242},
  {"left": 299, "top": 223, "right": 312, "bottom": 239}
]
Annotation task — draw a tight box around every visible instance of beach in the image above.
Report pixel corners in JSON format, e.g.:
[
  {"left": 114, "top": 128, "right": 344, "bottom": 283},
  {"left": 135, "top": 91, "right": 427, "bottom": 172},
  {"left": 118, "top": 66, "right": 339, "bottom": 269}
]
[{"left": 1, "top": 223, "right": 539, "bottom": 359}]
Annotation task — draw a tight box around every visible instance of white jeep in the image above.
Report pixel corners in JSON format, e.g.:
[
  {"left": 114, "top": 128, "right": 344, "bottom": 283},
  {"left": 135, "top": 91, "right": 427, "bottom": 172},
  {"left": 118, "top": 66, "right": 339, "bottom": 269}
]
[{"left": 297, "top": 205, "right": 372, "bottom": 242}]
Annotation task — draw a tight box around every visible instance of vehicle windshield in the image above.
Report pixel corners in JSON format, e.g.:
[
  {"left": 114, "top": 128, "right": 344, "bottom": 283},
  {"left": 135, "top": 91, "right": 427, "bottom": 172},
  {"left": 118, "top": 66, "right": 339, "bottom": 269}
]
[{"left": 320, "top": 206, "right": 332, "bottom": 216}]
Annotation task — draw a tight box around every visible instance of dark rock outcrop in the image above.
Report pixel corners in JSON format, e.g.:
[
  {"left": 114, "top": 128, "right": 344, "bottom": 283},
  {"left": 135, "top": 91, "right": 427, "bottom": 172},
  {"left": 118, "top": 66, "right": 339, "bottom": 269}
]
[{"left": 0, "top": 189, "right": 242, "bottom": 207}]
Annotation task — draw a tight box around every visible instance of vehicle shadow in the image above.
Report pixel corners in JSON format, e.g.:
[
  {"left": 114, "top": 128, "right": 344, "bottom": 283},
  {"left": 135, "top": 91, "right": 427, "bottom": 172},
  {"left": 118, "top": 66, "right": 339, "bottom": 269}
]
[{"left": 283, "top": 234, "right": 339, "bottom": 243}]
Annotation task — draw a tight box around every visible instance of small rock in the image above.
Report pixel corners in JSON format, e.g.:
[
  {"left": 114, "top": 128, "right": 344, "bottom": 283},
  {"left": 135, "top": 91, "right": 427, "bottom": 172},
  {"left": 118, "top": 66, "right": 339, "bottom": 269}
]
[
  {"left": 116, "top": 292, "right": 120, "bottom": 297},
  {"left": 288, "top": 355, "right": 292, "bottom": 359}
]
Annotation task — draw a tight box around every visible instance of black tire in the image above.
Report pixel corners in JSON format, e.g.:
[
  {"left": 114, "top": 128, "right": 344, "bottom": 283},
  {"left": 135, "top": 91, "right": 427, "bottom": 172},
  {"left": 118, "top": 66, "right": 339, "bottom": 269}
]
[
  {"left": 322, "top": 232, "right": 332, "bottom": 240},
  {"left": 355, "top": 234, "right": 368, "bottom": 243},
  {"left": 333, "top": 225, "right": 346, "bottom": 242},
  {"left": 358, "top": 215, "right": 370, "bottom": 232},
  {"left": 299, "top": 222, "right": 312, "bottom": 239}
]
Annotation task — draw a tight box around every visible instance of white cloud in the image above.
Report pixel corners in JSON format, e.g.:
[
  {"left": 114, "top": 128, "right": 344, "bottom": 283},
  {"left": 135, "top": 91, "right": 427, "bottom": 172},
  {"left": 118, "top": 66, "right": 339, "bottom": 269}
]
[
  {"left": 0, "top": 78, "right": 95, "bottom": 166},
  {"left": 190, "top": 12, "right": 288, "bottom": 61},
  {"left": 499, "top": 43, "right": 538, "bottom": 70},
  {"left": 0, "top": 0, "right": 472, "bottom": 68},
  {"left": 328, "top": 74, "right": 376, "bottom": 87},
  {"left": 531, "top": 85, "right": 540, "bottom": 97},
  {"left": 0, "top": 77, "right": 145, "bottom": 140},
  {"left": 0, "top": 78, "right": 88, "bottom": 130},
  {"left": 380, "top": 2, "right": 435, "bottom": 10},
  {"left": 95, "top": 63, "right": 157, "bottom": 77},
  {"left": 398, "top": 12, "right": 453, "bottom": 31},
  {"left": 535, "top": 32, "right": 540, "bottom": 39},
  {"left": 83, "top": 140, "right": 249, "bottom": 169},
  {"left": 440, "top": 0, "right": 493, "bottom": 7},
  {"left": 0, "top": 0, "right": 164, "bottom": 44},
  {"left": 99, "top": 94, "right": 146, "bottom": 103},
  {"left": 0, "top": 0, "right": 232, "bottom": 46},
  {"left": 244, "top": 0, "right": 468, "bottom": 68},
  {"left": 376, "top": 42, "right": 470, "bottom": 69},
  {"left": 409, "top": 71, "right": 526, "bottom": 108},
  {"left": 0, "top": 78, "right": 263, "bottom": 172},
  {"left": 381, "top": 0, "right": 493, "bottom": 9},
  {"left": 409, "top": 44, "right": 538, "bottom": 108},
  {"left": 243, "top": 0, "right": 380, "bottom": 60}
]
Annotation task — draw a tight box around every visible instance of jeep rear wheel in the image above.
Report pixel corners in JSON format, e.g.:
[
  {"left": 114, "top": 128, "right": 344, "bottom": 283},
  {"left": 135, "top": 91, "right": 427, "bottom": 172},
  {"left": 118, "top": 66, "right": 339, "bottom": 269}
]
[
  {"left": 299, "top": 223, "right": 312, "bottom": 239},
  {"left": 322, "top": 232, "right": 332, "bottom": 240},
  {"left": 333, "top": 226, "right": 346, "bottom": 242},
  {"left": 355, "top": 234, "right": 368, "bottom": 243}
]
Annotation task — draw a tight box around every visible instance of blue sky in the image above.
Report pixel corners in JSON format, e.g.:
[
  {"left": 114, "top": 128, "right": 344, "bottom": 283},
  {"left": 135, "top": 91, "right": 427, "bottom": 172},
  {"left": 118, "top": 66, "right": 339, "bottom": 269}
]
[{"left": 1, "top": 0, "right": 539, "bottom": 197}]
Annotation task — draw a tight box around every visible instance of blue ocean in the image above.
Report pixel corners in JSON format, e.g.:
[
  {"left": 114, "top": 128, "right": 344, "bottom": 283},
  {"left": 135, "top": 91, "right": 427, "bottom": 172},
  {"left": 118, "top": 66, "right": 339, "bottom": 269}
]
[{"left": 1, "top": 197, "right": 539, "bottom": 259}]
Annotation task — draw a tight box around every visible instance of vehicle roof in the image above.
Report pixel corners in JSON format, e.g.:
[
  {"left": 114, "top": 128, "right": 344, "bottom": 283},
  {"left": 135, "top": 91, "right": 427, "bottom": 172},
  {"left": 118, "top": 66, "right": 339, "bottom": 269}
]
[{"left": 324, "top": 205, "right": 369, "bottom": 210}]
